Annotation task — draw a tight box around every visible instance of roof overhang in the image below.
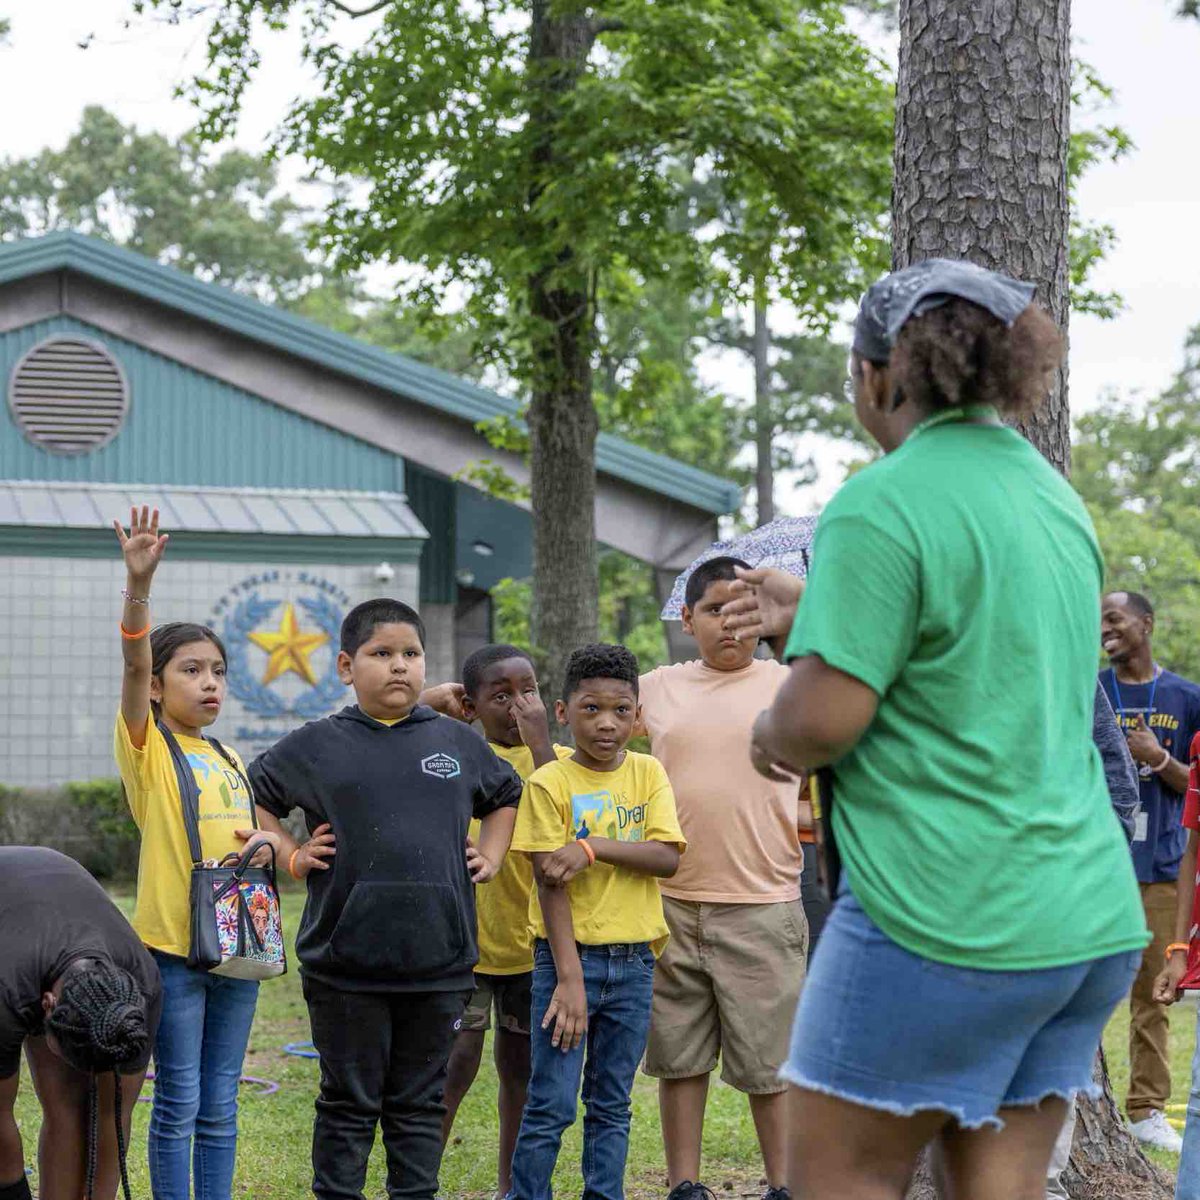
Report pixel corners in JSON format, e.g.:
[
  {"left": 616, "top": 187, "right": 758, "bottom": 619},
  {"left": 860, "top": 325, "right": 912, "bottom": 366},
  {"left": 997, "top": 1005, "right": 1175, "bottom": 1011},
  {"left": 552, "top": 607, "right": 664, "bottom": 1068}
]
[
  {"left": 0, "top": 234, "right": 742, "bottom": 526},
  {"left": 0, "top": 480, "right": 426, "bottom": 563}
]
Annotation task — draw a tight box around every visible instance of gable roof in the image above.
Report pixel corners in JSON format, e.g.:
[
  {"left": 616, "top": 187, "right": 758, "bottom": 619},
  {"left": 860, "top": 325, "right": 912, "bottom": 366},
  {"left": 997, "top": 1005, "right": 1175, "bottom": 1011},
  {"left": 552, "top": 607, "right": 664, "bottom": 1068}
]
[{"left": 0, "top": 232, "right": 741, "bottom": 516}]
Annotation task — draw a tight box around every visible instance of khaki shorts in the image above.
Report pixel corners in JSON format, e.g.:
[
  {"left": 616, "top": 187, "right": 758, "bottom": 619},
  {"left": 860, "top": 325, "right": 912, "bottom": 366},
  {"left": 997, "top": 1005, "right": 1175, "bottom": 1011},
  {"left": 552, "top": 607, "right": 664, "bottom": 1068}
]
[
  {"left": 459, "top": 971, "right": 533, "bottom": 1035},
  {"left": 644, "top": 896, "right": 807, "bottom": 1093}
]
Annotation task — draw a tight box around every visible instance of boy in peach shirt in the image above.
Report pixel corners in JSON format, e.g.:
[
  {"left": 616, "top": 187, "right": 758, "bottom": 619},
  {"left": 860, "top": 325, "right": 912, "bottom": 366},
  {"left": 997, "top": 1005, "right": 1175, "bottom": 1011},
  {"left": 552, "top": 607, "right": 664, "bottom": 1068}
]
[{"left": 638, "top": 557, "right": 806, "bottom": 1200}]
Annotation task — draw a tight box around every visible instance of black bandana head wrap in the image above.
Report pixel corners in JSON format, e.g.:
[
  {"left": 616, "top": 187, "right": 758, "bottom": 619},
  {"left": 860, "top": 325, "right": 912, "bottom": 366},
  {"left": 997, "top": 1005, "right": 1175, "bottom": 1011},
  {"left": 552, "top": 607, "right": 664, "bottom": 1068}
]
[{"left": 852, "top": 258, "right": 1036, "bottom": 363}]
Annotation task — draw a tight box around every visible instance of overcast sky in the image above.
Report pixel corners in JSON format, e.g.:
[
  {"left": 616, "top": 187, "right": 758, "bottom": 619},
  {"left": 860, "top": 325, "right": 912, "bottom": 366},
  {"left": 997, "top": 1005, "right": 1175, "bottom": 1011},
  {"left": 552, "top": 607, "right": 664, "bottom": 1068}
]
[{"left": 2, "top": 0, "right": 1197, "bottom": 512}]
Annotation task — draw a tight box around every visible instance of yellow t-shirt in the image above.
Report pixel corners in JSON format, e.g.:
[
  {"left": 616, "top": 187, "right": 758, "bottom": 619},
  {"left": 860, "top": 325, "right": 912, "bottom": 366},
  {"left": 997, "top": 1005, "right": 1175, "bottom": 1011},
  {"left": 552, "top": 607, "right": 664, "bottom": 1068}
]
[
  {"left": 469, "top": 742, "right": 573, "bottom": 975},
  {"left": 114, "top": 713, "right": 253, "bottom": 956},
  {"left": 511, "top": 752, "right": 686, "bottom": 954}
]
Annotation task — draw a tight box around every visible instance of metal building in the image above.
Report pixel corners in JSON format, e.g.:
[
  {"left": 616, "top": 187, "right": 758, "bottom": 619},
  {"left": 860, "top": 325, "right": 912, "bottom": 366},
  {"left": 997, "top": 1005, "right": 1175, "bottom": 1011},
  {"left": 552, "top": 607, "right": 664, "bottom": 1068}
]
[{"left": 0, "top": 233, "right": 739, "bottom": 785}]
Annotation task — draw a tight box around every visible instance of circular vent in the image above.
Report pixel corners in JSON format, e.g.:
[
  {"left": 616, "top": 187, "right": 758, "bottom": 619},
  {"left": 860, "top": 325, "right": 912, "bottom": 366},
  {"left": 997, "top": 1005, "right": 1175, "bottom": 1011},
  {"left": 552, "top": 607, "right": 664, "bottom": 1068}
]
[{"left": 8, "top": 337, "right": 130, "bottom": 455}]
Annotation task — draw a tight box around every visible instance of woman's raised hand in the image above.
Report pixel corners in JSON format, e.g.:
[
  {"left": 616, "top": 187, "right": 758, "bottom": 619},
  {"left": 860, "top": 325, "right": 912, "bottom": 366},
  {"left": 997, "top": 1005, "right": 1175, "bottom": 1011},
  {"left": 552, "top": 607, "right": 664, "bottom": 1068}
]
[
  {"left": 721, "top": 566, "right": 805, "bottom": 642},
  {"left": 113, "top": 505, "right": 169, "bottom": 584}
]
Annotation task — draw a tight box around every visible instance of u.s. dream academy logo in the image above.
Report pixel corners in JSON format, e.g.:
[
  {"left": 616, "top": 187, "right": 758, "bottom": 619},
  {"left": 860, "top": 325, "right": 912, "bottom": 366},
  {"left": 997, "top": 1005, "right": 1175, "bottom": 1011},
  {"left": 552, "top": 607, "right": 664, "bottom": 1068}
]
[{"left": 210, "top": 571, "right": 350, "bottom": 721}]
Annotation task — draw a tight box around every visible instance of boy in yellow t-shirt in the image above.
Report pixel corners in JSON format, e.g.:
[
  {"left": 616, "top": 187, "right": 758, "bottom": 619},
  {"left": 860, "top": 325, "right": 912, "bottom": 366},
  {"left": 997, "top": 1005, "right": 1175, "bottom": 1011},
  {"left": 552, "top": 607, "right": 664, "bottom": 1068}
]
[
  {"left": 509, "top": 644, "right": 686, "bottom": 1200},
  {"left": 441, "top": 644, "right": 572, "bottom": 1198}
]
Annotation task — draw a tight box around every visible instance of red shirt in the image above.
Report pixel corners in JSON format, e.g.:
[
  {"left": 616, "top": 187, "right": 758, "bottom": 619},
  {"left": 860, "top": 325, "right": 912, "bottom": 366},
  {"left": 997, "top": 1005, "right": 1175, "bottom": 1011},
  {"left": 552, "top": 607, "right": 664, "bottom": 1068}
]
[{"left": 1183, "top": 731, "right": 1200, "bottom": 830}]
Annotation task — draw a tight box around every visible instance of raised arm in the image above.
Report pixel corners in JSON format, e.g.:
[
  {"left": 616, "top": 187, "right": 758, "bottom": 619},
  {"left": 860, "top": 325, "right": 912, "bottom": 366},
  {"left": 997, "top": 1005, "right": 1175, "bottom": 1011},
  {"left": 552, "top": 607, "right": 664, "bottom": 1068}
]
[{"left": 113, "top": 506, "right": 169, "bottom": 750}]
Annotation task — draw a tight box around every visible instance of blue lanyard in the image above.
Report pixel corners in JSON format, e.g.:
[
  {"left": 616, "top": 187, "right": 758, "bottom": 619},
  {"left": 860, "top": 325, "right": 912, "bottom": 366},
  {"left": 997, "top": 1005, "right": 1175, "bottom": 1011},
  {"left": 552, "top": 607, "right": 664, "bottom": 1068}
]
[{"left": 1109, "top": 665, "right": 1161, "bottom": 733}]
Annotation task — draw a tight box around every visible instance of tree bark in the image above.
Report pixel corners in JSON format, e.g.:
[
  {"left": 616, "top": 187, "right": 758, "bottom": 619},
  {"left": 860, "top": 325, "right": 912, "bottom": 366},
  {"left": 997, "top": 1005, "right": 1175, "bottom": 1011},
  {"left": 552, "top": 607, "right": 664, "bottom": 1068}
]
[
  {"left": 893, "top": 3, "right": 1171, "bottom": 1195},
  {"left": 893, "top": 0, "right": 1071, "bottom": 471},
  {"left": 754, "top": 285, "right": 775, "bottom": 527},
  {"left": 526, "top": 2, "right": 600, "bottom": 705}
]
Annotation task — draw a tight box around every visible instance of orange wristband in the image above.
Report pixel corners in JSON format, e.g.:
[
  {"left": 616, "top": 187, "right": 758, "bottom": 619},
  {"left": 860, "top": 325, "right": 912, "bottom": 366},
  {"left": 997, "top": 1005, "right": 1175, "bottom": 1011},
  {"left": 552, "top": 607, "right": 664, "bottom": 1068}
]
[
  {"left": 576, "top": 837, "right": 596, "bottom": 866},
  {"left": 1166, "top": 942, "right": 1190, "bottom": 961},
  {"left": 289, "top": 848, "right": 303, "bottom": 881},
  {"left": 120, "top": 622, "right": 150, "bottom": 640}
]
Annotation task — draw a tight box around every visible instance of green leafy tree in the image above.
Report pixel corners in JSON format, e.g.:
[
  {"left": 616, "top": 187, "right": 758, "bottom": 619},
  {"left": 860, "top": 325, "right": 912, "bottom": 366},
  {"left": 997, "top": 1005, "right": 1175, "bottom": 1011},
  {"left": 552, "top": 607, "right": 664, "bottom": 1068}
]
[
  {"left": 0, "top": 106, "right": 316, "bottom": 301},
  {"left": 136, "top": 0, "right": 894, "bottom": 696},
  {"left": 593, "top": 267, "right": 741, "bottom": 483},
  {"left": 1069, "top": 61, "right": 1134, "bottom": 320},
  {"left": 1076, "top": 327, "right": 1200, "bottom": 682}
]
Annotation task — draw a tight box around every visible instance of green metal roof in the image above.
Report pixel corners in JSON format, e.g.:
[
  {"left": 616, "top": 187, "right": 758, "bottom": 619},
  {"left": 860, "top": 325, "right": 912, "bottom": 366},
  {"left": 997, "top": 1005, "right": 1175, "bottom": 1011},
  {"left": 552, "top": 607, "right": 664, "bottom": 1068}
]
[{"left": 0, "top": 232, "right": 742, "bottom": 516}]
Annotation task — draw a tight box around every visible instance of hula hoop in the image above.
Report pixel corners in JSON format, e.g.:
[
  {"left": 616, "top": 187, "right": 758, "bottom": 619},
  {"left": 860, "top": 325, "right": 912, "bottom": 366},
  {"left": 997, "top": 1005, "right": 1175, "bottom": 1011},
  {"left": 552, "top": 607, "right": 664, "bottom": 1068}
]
[
  {"left": 137, "top": 1069, "right": 280, "bottom": 1102},
  {"left": 283, "top": 1041, "right": 320, "bottom": 1059}
]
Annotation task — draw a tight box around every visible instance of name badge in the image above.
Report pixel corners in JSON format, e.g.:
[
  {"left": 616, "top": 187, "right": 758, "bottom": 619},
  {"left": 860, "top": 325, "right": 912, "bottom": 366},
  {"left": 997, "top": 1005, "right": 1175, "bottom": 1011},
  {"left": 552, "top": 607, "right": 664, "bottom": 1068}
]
[{"left": 1134, "top": 809, "right": 1149, "bottom": 843}]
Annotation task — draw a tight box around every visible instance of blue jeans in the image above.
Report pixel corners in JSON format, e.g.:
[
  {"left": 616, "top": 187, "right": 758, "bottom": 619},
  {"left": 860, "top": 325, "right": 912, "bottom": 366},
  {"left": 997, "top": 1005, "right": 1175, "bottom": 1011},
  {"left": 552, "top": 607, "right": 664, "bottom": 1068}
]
[
  {"left": 148, "top": 951, "right": 260, "bottom": 1200},
  {"left": 510, "top": 940, "right": 655, "bottom": 1200},
  {"left": 1178, "top": 1005, "right": 1200, "bottom": 1199}
]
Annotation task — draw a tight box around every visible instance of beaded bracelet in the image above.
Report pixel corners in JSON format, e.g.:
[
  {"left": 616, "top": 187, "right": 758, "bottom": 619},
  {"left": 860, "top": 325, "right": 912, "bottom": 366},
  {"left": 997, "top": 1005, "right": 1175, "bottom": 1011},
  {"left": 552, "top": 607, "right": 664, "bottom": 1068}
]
[{"left": 122, "top": 588, "right": 151, "bottom": 605}]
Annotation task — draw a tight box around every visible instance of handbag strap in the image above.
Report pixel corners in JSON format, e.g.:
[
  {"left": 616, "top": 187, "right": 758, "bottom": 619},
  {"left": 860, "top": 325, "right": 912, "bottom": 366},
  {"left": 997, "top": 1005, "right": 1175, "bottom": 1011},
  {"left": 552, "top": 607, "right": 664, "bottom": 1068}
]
[
  {"left": 159, "top": 723, "right": 204, "bottom": 865},
  {"left": 158, "top": 725, "right": 258, "bottom": 866}
]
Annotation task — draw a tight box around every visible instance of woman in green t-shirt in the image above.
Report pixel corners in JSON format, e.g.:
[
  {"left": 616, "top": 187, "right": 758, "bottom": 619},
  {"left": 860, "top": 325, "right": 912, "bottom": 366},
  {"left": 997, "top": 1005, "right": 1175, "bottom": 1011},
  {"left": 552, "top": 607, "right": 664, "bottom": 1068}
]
[{"left": 745, "top": 260, "right": 1146, "bottom": 1200}]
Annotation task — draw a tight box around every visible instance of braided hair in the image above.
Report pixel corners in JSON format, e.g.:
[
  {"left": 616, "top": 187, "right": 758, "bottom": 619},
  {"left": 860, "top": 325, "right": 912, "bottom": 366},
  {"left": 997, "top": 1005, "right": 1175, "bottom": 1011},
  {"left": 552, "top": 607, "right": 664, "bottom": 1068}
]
[{"left": 46, "top": 960, "right": 148, "bottom": 1200}]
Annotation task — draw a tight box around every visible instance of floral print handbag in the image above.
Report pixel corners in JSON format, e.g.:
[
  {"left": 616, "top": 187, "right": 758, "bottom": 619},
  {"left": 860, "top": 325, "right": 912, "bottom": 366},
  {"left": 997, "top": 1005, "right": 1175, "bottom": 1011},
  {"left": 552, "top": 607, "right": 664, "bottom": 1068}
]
[{"left": 160, "top": 723, "right": 287, "bottom": 980}]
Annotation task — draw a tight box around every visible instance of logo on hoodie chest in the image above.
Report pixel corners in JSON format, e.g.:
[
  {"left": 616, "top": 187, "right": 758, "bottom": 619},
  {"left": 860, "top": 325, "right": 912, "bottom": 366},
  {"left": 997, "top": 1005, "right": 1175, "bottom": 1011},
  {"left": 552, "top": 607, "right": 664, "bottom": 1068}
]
[{"left": 422, "top": 752, "right": 462, "bottom": 781}]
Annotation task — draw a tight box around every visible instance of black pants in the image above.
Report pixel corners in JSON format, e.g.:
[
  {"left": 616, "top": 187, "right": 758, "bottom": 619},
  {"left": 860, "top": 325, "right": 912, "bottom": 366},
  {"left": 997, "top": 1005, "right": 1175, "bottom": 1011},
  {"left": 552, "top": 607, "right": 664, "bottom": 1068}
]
[
  {"left": 800, "top": 842, "right": 831, "bottom": 964},
  {"left": 303, "top": 977, "right": 469, "bottom": 1200}
]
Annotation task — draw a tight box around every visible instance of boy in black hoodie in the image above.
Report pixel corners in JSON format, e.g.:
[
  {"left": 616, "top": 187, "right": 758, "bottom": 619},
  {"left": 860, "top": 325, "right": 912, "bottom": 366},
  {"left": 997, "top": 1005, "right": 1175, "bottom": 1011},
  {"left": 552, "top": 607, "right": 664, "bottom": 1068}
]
[{"left": 250, "top": 599, "right": 522, "bottom": 1200}]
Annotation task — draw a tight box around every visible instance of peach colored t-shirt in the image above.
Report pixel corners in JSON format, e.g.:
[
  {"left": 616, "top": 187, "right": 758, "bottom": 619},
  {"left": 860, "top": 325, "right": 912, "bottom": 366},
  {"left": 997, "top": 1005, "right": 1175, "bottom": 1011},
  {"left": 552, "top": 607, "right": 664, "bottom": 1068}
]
[{"left": 638, "top": 657, "right": 803, "bottom": 904}]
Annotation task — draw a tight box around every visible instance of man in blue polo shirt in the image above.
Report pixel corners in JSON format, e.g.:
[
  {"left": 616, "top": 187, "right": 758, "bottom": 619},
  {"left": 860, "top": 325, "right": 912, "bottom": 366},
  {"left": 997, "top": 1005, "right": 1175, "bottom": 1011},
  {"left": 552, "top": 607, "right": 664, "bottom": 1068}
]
[{"left": 1101, "top": 589, "right": 1200, "bottom": 1152}]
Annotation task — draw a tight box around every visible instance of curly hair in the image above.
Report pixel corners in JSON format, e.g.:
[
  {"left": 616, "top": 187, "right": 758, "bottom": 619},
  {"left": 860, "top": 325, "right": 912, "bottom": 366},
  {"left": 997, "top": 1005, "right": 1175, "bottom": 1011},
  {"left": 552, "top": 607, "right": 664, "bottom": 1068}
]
[
  {"left": 885, "top": 298, "right": 1064, "bottom": 420},
  {"left": 562, "top": 643, "right": 640, "bottom": 702},
  {"left": 46, "top": 960, "right": 148, "bottom": 1200}
]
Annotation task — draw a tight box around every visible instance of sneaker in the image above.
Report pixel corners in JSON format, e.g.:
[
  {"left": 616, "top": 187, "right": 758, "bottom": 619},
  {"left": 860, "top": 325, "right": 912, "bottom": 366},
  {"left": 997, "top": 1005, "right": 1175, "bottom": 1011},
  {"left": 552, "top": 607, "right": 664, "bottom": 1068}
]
[
  {"left": 1129, "top": 1109, "right": 1183, "bottom": 1153},
  {"left": 667, "top": 1183, "right": 718, "bottom": 1200},
  {"left": 763, "top": 1190, "right": 791, "bottom": 1200}
]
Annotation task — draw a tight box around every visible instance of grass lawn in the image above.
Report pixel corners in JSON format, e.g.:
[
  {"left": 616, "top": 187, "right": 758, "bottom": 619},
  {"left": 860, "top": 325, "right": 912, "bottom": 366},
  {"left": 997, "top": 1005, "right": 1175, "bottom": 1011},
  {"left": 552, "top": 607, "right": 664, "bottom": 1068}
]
[{"left": 10, "top": 888, "right": 1194, "bottom": 1197}]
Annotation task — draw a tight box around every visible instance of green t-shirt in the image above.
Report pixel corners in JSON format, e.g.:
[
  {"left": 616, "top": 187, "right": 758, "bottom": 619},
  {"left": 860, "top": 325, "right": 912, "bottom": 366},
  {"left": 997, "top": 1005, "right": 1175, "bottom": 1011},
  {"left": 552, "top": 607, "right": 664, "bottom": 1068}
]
[{"left": 785, "top": 411, "right": 1146, "bottom": 970}]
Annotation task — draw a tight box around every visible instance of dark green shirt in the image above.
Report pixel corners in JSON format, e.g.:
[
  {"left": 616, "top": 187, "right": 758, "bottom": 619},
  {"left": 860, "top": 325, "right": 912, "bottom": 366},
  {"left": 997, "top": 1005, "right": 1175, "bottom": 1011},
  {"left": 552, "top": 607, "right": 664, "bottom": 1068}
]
[{"left": 786, "top": 412, "right": 1146, "bottom": 969}]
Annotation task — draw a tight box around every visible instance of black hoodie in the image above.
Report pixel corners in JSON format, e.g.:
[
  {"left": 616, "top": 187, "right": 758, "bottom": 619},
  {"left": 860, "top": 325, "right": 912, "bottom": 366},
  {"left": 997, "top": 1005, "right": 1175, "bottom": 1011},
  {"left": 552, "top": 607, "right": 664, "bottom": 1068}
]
[{"left": 250, "top": 704, "right": 522, "bottom": 993}]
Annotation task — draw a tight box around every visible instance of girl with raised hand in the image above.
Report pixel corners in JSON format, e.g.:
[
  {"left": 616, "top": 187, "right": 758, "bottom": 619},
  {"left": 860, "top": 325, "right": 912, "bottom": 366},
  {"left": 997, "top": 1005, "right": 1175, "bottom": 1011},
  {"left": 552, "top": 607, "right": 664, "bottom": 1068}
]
[{"left": 112, "top": 506, "right": 279, "bottom": 1200}]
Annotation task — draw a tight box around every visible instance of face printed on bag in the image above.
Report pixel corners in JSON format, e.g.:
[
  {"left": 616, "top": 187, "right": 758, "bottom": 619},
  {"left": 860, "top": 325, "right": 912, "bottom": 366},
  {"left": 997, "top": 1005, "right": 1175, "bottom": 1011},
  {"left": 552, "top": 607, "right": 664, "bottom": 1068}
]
[
  {"left": 152, "top": 640, "right": 228, "bottom": 731},
  {"left": 337, "top": 621, "right": 427, "bottom": 722},
  {"left": 683, "top": 579, "right": 758, "bottom": 671}
]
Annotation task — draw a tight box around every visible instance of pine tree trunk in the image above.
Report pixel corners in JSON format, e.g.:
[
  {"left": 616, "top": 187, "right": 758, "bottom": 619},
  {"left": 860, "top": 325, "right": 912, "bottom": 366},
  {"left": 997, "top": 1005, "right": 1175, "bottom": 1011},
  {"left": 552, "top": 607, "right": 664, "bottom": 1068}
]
[
  {"left": 754, "top": 286, "right": 775, "bottom": 527},
  {"left": 893, "top": 3, "right": 1170, "bottom": 1195},
  {"left": 893, "top": 0, "right": 1071, "bottom": 471},
  {"left": 526, "top": 3, "right": 600, "bottom": 704}
]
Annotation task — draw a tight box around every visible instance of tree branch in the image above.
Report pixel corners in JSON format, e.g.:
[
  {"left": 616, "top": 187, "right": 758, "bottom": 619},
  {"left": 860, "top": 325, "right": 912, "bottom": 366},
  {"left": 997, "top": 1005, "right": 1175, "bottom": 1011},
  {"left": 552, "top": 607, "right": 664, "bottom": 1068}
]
[{"left": 326, "top": 0, "right": 399, "bottom": 16}]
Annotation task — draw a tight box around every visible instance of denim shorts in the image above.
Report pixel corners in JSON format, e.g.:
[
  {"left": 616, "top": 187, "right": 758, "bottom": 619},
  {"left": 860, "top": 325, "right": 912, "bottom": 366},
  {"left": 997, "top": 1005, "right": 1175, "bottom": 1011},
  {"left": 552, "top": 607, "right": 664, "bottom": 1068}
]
[{"left": 781, "top": 891, "right": 1141, "bottom": 1129}]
